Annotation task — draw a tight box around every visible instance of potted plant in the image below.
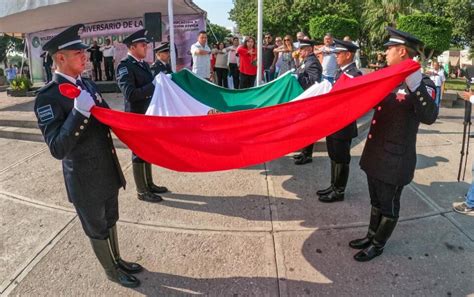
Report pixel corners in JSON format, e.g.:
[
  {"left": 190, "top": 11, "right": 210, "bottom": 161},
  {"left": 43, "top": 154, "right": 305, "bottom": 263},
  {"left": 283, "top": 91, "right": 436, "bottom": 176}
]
[{"left": 7, "top": 76, "right": 32, "bottom": 97}]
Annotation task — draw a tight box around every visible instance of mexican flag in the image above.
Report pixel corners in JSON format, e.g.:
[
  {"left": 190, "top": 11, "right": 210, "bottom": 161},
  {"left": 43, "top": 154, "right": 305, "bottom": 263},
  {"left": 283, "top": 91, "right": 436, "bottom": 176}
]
[
  {"left": 146, "top": 69, "right": 332, "bottom": 116},
  {"left": 86, "top": 59, "right": 421, "bottom": 172}
]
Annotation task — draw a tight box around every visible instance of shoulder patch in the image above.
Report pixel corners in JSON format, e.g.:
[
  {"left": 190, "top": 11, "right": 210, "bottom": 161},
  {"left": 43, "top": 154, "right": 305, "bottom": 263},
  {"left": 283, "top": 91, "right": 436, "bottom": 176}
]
[
  {"left": 117, "top": 66, "right": 129, "bottom": 79},
  {"left": 425, "top": 86, "right": 436, "bottom": 100},
  {"left": 37, "top": 104, "right": 55, "bottom": 123}
]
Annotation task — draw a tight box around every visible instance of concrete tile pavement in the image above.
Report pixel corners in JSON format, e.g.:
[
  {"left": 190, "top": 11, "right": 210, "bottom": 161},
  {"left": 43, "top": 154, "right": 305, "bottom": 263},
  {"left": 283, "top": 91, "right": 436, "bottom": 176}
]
[{"left": 0, "top": 96, "right": 473, "bottom": 296}]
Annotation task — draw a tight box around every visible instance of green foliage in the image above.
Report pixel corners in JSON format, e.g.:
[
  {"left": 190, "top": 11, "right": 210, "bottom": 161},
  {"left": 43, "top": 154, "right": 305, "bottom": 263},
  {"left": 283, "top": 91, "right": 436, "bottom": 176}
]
[
  {"left": 309, "top": 15, "right": 359, "bottom": 41},
  {"left": 10, "top": 76, "right": 32, "bottom": 91},
  {"left": 206, "top": 21, "right": 232, "bottom": 45},
  {"left": 397, "top": 13, "right": 452, "bottom": 59},
  {"left": 419, "top": 0, "right": 473, "bottom": 47},
  {"left": 229, "top": 0, "right": 362, "bottom": 38},
  {"left": 0, "top": 35, "right": 23, "bottom": 67}
]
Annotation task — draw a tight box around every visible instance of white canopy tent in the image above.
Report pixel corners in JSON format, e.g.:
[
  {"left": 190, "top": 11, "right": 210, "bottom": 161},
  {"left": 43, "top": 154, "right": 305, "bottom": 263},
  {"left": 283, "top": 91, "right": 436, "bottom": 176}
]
[{"left": 0, "top": 0, "right": 206, "bottom": 73}]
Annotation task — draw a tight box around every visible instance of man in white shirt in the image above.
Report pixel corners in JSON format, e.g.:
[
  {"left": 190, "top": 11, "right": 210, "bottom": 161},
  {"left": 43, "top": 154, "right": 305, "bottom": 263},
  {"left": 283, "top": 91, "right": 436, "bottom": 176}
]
[
  {"left": 427, "top": 61, "right": 446, "bottom": 106},
  {"left": 190, "top": 31, "right": 211, "bottom": 80},
  {"left": 315, "top": 33, "right": 337, "bottom": 84},
  {"left": 100, "top": 38, "right": 115, "bottom": 81}
]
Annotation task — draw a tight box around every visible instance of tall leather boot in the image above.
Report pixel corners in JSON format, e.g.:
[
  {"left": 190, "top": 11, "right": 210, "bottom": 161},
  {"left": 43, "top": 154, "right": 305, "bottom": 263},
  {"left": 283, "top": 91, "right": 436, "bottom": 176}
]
[
  {"left": 133, "top": 163, "right": 162, "bottom": 202},
  {"left": 353, "top": 216, "right": 398, "bottom": 262},
  {"left": 349, "top": 207, "right": 382, "bottom": 249},
  {"left": 144, "top": 163, "right": 168, "bottom": 194},
  {"left": 317, "top": 160, "right": 336, "bottom": 196},
  {"left": 319, "top": 163, "right": 349, "bottom": 202},
  {"left": 89, "top": 238, "right": 140, "bottom": 287},
  {"left": 108, "top": 225, "right": 143, "bottom": 274},
  {"left": 294, "top": 144, "right": 313, "bottom": 165}
]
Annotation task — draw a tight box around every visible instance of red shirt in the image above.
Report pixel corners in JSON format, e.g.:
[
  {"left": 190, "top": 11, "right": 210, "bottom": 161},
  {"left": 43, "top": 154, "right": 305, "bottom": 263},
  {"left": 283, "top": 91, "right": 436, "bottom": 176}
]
[{"left": 237, "top": 46, "right": 257, "bottom": 75}]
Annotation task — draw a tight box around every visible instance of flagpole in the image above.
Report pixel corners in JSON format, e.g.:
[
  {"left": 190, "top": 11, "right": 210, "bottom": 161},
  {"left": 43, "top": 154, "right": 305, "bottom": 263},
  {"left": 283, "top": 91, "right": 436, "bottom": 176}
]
[
  {"left": 256, "top": 0, "right": 263, "bottom": 86},
  {"left": 168, "top": 0, "right": 176, "bottom": 72}
]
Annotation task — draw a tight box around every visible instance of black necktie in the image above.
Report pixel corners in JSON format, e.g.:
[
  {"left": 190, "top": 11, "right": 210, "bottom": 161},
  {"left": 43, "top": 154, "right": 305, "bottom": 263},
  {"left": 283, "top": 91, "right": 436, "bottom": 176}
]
[{"left": 76, "top": 79, "right": 88, "bottom": 93}]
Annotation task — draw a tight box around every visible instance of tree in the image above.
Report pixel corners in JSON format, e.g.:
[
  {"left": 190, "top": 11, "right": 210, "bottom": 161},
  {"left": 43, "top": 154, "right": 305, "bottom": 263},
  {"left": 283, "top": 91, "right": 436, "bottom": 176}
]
[
  {"left": 397, "top": 13, "right": 452, "bottom": 63},
  {"left": 206, "top": 20, "right": 232, "bottom": 45},
  {"left": 309, "top": 15, "right": 360, "bottom": 41},
  {"left": 0, "top": 35, "right": 24, "bottom": 67},
  {"left": 229, "top": 0, "right": 362, "bottom": 38},
  {"left": 361, "top": 0, "right": 423, "bottom": 53},
  {"left": 419, "top": 0, "right": 473, "bottom": 47}
]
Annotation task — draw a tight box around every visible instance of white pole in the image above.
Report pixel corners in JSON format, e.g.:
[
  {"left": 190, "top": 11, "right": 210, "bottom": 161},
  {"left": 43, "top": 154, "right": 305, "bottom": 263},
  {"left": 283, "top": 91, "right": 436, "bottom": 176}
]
[
  {"left": 256, "top": 0, "right": 263, "bottom": 86},
  {"left": 168, "top": 0, "right": 176, "bottom": 72}
]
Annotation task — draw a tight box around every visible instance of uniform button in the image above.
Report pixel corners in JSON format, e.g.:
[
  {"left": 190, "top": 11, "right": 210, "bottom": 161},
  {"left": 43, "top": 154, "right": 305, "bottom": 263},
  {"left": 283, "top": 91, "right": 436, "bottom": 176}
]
[
  {"left": 416, "top": 91, "right": 421, "bottom": 96},
  {"left": 419, "top": 97, "right": 423, "bottom": 101},
  {"left": 83, "top": 119, "right": 88, "bottom": 124},
  {"left": 75, "top": 132, "right": 79, "bottom": 137},
  {"left": 111, "top": 149, "right": 115, "bottom": 154},
  {"left": 368, "top": 134, "right": 372, "bottom": 139},
  {"left": 372, "top": 120, "right": 376, "bottom": 125},
  {"left": 79, "top": 125, "right": 84, "bottom": 130},
  {"left": 377, "top": 106, "right": 382, "bottom": 111},
  {"left": 422, "top": 102, "right": 427, "bottom": 106}
]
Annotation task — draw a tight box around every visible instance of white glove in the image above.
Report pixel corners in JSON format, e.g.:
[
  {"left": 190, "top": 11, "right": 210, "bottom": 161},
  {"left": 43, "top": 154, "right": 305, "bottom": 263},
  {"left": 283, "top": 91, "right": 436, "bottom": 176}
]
[
  {"left": 405, "top": 70, "right": 422, "bottom": 92},
  {"left": 74, "top": 89, "right": 95, "bottom": 117}
]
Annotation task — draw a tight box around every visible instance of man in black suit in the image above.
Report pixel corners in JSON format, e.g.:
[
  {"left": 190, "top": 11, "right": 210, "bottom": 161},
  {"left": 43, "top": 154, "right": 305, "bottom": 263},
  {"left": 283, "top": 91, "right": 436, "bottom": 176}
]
[
  {"left": 318, "top": 39, "right": 362, "bottom": 203},
  {"left": 40, "top": 51, "right": 53, "bottom": 82},
  {"left": 34, "top": 24, "right": 141, "bottom": 287},
  {"left": 87, "top": 41, "right": 103, "bottom": 81},
  {"left": 350, "top": 27, "right": 438, "bottom": 262},
  {"left": 116, "top": 29, "right": 168, "bottom": 203},
  {"left": 151, "top": 42, "right": 173, "bottom": 76},
  {"left": 293, "top": 39, "right": 323, "bottom": 165}
]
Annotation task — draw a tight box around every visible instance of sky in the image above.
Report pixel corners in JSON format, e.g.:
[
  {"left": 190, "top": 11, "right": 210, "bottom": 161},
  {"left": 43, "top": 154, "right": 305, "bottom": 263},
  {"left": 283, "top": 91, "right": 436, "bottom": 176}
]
[{"left": 193, "top": 0, "right": 236, "bottom": 29}]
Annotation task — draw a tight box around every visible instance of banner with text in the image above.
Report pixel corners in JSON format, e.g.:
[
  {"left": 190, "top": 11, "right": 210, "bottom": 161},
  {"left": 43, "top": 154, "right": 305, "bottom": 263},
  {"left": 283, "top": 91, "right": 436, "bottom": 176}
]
[{"left": 26, "top": 15, "right": 205, "bottom": 83}]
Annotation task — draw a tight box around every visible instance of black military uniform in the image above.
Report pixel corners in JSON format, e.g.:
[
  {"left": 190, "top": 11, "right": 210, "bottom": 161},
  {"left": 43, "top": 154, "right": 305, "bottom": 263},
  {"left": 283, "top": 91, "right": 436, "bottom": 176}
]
[
  {"left": 116, "top": 29, "right": 168, "bottom": 203},
  {"left": 350, "top": 27, "right": 438, "bottom": 262},
  {"left": 293, "top": 39, "right": 323, "bottom": 165},
  {"left": 318, "top": 39, "right": 362, "bottom": 203},
  {"left": 34, "top": 24, "right": 141, "bottom": 287},
  {"left": 151, "top": 42, "right": 173, "bottom": 76}
]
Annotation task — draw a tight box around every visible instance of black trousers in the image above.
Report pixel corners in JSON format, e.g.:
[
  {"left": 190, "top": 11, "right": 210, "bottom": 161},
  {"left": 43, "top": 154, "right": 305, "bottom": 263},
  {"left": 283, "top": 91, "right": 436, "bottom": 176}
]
[
  {"left": 104, "top": 57, "right": 114, "bottom": 81},
  {"left": 367, "top": 175, "right": 404, "bottom": 218},
  {"left": 229, "top": 63, "right": 240, "bottom": 89},
  {"left": 239, "top": 73, "right": 256, "bottom": 89},
  {"left": 326, "top": 137, "right": 352, "bottom": 164},
  {"left": 74, "top": 189, "right": 119, "bottom": 239},
  {"left": 92, "top": 61, "right": 102, "bottom": 81},
  {"left": 44, "top": 65, "right": 52, "bottom": 82},
  {"left": 215, "top": 67, "right": 228, "bottom": 88}
]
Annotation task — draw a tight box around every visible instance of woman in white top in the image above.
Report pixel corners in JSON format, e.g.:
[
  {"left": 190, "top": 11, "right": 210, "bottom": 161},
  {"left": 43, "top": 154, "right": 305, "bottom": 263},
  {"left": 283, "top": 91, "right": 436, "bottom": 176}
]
[{"left": 212, "top": 42, "right": 229, "bottom": 87}]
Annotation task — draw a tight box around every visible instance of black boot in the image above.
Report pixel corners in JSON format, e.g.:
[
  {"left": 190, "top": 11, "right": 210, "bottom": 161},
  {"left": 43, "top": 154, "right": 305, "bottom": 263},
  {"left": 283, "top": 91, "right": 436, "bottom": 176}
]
[
  {"left": 319, "top": 163, "right": 349, "bottom": 202},
  {"left": 89, "top": 238, "right": 140, "bottom": 287},
  {"left": 133, "top": 163, "right": 163, "bottom": 202},
  {"left": 317, "top": 160, "right": 336, "bottom": 196},
  {"left": 144, "top": 163, "right": 168, "bottom": 194},
  {"left": 349, "top": 207, "right": 382, "bottom": 249},
  {"left": 354, "top": 216, "right": 398, "bottom": 262},
  {"left": 108, "top": 225, "right": 143, "bottom": 274},
  {"left": 294, "top": 144, "right": 313, "bottom": 165}
]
